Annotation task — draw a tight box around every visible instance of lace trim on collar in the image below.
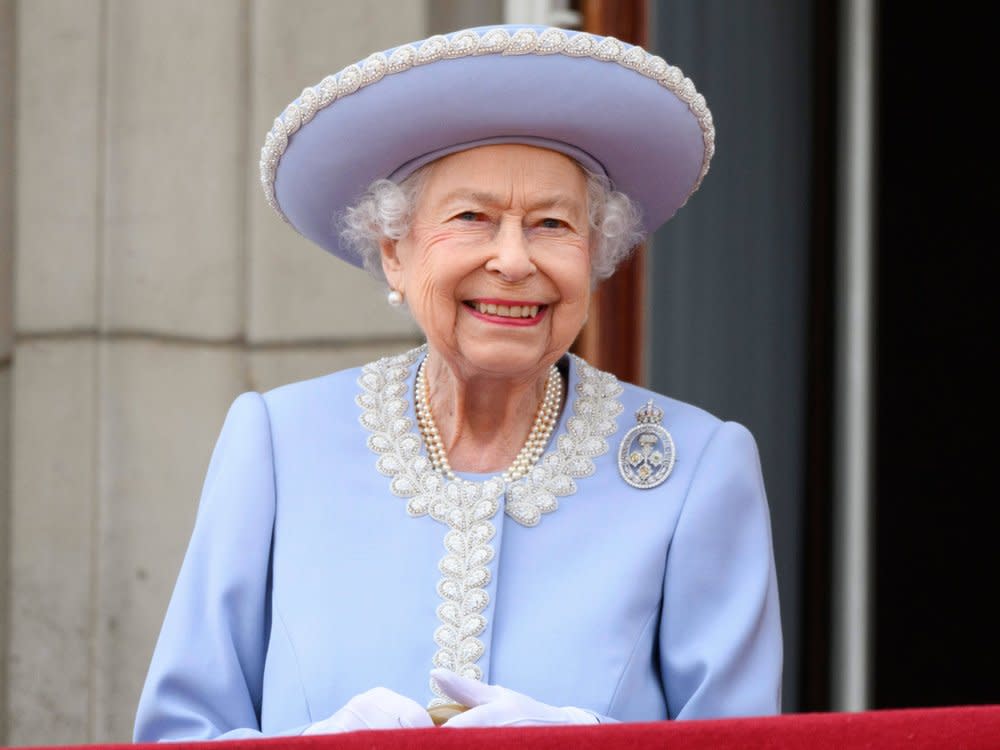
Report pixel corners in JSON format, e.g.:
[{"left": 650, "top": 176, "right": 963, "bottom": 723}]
[{"left": 356, "top": 345, "right": 623, "bottom": 527}]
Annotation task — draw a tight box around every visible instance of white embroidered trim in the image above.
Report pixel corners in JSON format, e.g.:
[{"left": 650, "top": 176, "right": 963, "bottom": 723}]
[
  {"left": 356, "top": 347, "right": 623, "bottom": 704},
  {"left": 506, "top": 355, "right": 624, "bottom": 526},
  {"left": 260, "top": 26, "right": 714, "bottom": 222}
]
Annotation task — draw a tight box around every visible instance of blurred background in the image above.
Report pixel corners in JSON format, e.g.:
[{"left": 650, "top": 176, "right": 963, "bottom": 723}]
[{"left": 0, "top": 0, "right": 994, "bottom": 745}]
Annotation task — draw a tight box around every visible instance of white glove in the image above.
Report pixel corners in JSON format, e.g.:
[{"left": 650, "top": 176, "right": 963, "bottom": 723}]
[
  {"left": 301, "top": 687, "right": 435, "bottom": 734},
  {"left": 430, "top": 668, "right": 601, "bottom": 728}
]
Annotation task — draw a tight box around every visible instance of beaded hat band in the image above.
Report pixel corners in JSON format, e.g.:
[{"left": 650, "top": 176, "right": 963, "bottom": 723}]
[{"left": 260, "top": 24, "right": 715, "bottom": 267}]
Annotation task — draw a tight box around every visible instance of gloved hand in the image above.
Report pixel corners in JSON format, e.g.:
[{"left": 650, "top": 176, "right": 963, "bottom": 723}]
[
  {"left": 430, "top": 668, "right": 601, "bottom": 728},
  {"left": 302, "top": 687, "right": 435, "bottom": 734}
]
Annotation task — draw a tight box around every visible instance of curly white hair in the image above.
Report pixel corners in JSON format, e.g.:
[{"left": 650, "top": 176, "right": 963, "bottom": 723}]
[{"left": 340, "top": 161, "right": 644, "bottom": 284}]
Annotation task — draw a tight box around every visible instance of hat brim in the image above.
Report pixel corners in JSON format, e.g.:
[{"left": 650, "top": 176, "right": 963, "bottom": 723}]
[{"left": 261, "top": 26, "right": 714, "bottom": 268}]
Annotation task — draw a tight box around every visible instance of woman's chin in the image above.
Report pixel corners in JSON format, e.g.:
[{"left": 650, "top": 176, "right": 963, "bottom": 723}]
[{"left": 451, "top": 339, "right": 554, "bottom": 380}]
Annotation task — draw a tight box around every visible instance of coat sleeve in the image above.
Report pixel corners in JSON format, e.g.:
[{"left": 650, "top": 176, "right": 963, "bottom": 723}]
[
  {"left": 659, "top": 421, "right": 783, "bottom": 719},
  {"left": 134, "top": 392, "right": 305, "bottom": 740}
]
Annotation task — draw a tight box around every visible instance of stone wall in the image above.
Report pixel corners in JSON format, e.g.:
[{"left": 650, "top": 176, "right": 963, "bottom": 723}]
[{"left": 1, "top": 0, "right": 14, "bottom": 743}]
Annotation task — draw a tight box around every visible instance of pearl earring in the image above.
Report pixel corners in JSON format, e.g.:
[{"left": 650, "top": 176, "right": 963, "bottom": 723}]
[{"left": 387, "top": 289, "right": 403, "bottom": 307}]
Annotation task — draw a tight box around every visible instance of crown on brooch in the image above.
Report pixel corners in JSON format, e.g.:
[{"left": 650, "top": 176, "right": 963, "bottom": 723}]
[{"left": 635, "top": 400, "right": 664, "bottom": 425}]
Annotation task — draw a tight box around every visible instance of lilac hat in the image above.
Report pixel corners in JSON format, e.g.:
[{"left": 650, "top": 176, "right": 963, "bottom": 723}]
[{"left": 260, "top": 25, "right": 715, "bottom": 267}]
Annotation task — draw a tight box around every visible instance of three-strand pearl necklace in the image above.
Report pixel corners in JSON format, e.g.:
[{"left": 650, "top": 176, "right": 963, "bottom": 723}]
[{"left": 414, "top": 359, "right": 563, "bottom": 482}]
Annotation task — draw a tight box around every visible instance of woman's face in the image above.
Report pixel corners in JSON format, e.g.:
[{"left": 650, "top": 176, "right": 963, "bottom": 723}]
[{"left": 381, "top": 144, "right": 591, "bottom": 382}]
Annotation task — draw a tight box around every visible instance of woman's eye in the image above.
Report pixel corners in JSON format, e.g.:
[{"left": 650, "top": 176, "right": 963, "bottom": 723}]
[
  {"left": 456, "top": 211, "right": 482, "bottom": 222},
  {"left": 540, "top": 217, "right": 565, "bottom": 229}
]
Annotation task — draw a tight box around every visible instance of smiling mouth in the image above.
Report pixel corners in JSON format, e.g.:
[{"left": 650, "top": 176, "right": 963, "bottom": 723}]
[{"left": 464, "top": 300, "right": 548, "bottom": 320}]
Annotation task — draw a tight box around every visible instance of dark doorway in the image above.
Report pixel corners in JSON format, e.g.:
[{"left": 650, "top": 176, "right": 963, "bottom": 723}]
[{"left": 872, "top": 3, "right": 997, "bottom": 709}]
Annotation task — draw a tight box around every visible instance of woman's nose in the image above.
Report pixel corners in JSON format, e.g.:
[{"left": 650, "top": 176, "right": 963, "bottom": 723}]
[{"left": 484, "top": 220, "right": 536, "bottom": 282}]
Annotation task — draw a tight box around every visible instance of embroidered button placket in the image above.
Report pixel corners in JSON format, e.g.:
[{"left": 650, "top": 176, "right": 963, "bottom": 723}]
[{"left": 357, "top": 347, "right": 623, "bottom": 705}]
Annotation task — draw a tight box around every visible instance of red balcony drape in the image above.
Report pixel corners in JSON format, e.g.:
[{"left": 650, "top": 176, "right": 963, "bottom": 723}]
[{"left": 13, "top": 706, "right": 999, "bottom": 750}]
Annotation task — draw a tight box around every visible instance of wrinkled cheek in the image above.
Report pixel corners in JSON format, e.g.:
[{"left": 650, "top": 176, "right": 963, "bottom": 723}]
[
  {"left": 551, "top": 302, "right": 588, "bottom": 349},
  {"left": 565, "top": 288, "right": 591, "bottom": 326},
  {"left": 415, "top": 290, "right": 461, "bottom": 348}
]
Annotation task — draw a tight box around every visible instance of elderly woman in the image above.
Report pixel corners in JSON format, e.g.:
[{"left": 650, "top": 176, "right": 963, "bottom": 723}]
[{"left": 135, "top": 25, "right": 781, "bottom": 740}]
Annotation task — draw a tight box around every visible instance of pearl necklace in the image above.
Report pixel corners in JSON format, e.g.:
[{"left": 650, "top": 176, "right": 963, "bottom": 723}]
[{"left": 414, "top": 359, "right": 563, "bottom": 483}]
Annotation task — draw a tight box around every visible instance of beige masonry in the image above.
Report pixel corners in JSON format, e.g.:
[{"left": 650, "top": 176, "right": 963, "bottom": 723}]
[
  {"left": 1, "top": 0, "right": 16, "bottom": 744},
  {"left": 14, "top": 1, "right": 102, "bottom": 334},
  {"left": 104, "top": 2, "right": 246, "bottom": 339},
  {"left": 247, "top": 0, "right": 424, "bottom": 344},
  {"left": 0, "top": 1, "right": 515, "bottom": 744}
]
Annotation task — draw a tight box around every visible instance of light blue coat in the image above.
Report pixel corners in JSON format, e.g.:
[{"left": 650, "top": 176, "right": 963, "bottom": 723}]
[{"left": 134, "top": 349, "right": 782, "bottom": 741}]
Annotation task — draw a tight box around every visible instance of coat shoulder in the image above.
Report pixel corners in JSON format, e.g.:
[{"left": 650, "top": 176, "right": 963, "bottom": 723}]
[
  {"left": 610, "top": 375, "right": 729, "bottom": 453},
  {"left": 263, "top": 365, "right": 365, "bottom": 407}
]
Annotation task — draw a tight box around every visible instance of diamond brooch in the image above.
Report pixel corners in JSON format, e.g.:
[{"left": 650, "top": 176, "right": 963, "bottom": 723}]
[{"left": 617, "top": 400, "right": 675, "bottom": 489}]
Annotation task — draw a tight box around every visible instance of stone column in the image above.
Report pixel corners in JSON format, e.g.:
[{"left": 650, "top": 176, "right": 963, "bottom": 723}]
[
  {"left": 246, "top": 0, "right": 424, "bottom": 389},
  {"left": 0, "top": 0, "right": 15, "bottom": 742},
  {"left": 9, "top": 1, "right": 104, "bottom": 742}
]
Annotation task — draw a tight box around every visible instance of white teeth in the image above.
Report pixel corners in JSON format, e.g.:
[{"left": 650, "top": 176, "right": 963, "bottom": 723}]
[{"left": 472, "top": 302, "right": 542, "bottom": 318}]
